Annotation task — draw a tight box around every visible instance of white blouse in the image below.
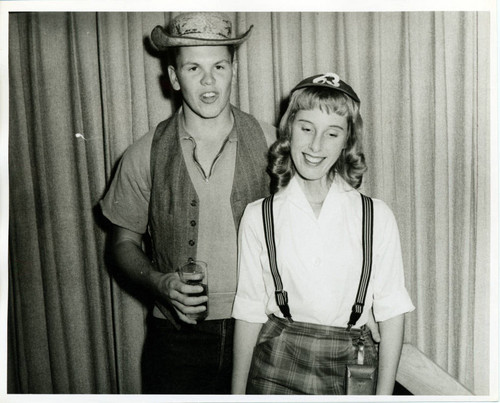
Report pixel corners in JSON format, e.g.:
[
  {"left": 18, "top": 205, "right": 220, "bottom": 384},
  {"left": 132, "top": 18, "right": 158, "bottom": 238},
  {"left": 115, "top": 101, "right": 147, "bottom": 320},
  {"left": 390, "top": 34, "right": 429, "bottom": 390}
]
[{"left": 232, "top": 175, "right": 414, "bottom": 328}]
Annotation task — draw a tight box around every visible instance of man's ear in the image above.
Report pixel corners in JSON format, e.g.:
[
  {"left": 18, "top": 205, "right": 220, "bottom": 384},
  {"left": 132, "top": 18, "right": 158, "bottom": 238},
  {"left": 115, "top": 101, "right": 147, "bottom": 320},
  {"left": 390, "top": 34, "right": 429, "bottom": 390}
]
[
  {"left": 167, "top": 65, "right": 181, "bottom": 91},
  {"left": 232, "top": 60, "right": 238, "bottom": 81}
]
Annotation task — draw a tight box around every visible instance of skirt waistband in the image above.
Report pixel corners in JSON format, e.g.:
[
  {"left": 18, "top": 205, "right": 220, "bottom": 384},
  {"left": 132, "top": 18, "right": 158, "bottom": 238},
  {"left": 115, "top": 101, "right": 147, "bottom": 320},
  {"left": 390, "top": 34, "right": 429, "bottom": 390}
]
[{"left": 268, "top": 314, "right": 370, "bottom": 340}]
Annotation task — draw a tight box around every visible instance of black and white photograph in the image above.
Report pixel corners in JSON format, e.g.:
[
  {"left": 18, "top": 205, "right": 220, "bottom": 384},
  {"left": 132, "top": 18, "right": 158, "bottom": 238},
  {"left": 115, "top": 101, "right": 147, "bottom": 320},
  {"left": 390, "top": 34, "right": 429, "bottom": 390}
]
[{"left": 1, "top": 1, "right": 497, "bottom": 402}]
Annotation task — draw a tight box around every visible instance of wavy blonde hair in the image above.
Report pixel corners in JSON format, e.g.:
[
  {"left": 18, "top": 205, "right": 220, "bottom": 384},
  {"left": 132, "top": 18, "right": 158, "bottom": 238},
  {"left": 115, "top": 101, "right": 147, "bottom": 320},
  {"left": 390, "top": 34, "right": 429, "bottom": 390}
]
[{"left": 269, "top": 86, "right": 367, "bottom": 193}]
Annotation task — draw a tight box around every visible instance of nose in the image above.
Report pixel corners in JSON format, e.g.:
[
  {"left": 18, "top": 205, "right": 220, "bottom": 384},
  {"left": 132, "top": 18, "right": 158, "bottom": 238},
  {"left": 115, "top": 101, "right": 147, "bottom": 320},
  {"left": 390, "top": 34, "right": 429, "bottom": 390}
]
[
  {"left": 201, "top": 69, "right": 215, "bottom": 86},
  {"left": 309, "top": 133, "right": 322, "bottom": 153}
]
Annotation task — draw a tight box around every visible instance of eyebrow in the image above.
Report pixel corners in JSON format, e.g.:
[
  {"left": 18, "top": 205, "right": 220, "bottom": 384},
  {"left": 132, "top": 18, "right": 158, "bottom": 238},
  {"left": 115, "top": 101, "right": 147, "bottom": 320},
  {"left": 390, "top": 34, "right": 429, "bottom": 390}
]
[
  {"left": 296, "top": 119, "right": 345, "bottom": 130},
  {"left": 181, "top": 59, "right": 231, "bottom": 68}
]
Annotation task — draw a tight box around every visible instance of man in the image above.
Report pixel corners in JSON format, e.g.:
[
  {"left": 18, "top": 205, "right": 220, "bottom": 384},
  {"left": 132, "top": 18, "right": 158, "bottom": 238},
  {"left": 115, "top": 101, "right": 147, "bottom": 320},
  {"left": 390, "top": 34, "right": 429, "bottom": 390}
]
[{"left": 100, "top": 12, "right": 276, "bottom": 394}]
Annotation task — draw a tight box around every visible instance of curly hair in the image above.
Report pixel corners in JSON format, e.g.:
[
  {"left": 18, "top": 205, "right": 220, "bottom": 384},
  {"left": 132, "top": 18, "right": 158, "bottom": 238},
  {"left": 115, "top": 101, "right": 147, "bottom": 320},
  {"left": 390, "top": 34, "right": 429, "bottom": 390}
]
[{"left": 269, "top": 86, "right": 367, "bottom": 193}]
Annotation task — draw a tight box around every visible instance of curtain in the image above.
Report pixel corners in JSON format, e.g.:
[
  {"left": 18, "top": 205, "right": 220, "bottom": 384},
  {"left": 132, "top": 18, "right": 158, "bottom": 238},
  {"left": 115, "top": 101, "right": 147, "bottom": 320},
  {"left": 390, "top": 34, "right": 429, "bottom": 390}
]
[{"left": 8, "top": 11, "right": 490, "bottom": 395}]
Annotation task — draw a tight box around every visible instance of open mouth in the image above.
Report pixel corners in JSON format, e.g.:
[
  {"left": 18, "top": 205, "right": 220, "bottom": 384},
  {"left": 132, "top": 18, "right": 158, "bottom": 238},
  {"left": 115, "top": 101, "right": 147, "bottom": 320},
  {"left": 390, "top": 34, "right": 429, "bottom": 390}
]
[
  {"left": 201, "top": 92, "right": 218, "bottom": 103},
  {"left": 303, "top": 153, "right": 325, "bottom": 166}
]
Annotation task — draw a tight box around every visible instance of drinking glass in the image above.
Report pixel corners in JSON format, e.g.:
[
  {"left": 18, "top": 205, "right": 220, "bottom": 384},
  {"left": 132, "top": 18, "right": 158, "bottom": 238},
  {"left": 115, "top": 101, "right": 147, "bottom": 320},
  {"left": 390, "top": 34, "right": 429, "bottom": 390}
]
[{"left": 178, "top": 260, "right": 208, "bottom": 321}]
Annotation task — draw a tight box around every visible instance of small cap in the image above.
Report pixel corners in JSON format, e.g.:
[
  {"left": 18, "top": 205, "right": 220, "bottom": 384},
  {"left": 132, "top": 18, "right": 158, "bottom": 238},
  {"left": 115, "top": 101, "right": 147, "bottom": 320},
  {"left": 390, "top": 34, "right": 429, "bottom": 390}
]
[{"left": 292, "top": 72, "right": 360, "bottom": 103}]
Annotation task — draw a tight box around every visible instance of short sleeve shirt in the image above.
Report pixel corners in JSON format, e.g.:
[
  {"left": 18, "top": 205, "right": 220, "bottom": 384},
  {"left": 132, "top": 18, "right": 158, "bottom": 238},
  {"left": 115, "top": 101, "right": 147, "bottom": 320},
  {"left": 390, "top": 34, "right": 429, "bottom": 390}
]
[
  {"left": 100, "top": 112, "right": 276, "bottom": 234},
  {"left": 100, "top": 111, "right": 276, "bottom": 319},
  {"left": 232, "top": 175, "right": 415, "bottom": 327}
]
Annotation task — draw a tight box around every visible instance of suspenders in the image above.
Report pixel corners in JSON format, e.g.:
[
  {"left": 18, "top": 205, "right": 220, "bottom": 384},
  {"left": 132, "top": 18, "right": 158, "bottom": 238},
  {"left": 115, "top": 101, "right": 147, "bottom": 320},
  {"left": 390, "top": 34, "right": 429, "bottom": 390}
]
[
  {"left": 261, "top": 193, "right": 374, "bottom": 329},
  {"left": 262, "top": 194, "right": 293, "bottom": 322}
]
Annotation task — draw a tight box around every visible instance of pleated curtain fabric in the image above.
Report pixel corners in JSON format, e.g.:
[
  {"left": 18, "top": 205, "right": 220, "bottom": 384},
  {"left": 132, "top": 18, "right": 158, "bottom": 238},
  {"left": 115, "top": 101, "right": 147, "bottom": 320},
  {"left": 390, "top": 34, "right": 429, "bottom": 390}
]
[{"left": 8, "top": 11, "right": 490, "bottom": 394}]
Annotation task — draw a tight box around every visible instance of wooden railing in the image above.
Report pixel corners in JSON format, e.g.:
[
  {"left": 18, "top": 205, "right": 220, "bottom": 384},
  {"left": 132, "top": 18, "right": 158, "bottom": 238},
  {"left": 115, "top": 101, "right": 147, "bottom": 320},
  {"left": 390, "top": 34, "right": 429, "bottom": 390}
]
[{"left": 396, "top": 343, "right": 474, "bottom": 395}]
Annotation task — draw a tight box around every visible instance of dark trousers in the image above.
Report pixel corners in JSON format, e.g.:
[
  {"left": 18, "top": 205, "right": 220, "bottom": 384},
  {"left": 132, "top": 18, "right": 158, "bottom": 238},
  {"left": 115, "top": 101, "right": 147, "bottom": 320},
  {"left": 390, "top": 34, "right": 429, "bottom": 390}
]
[{"left": 141, "top": 316, "right": 234, "bottom": 394}]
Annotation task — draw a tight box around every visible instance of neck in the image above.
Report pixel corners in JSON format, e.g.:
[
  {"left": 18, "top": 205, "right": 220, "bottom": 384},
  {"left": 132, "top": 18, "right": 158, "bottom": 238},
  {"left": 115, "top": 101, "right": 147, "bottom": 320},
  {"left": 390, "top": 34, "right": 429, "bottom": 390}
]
[
  {"left": 296, "top": 174, "right": 333, "bottom": 205},
  {"left": 180, "top": 104, "right": 234, "bottom": 141}
]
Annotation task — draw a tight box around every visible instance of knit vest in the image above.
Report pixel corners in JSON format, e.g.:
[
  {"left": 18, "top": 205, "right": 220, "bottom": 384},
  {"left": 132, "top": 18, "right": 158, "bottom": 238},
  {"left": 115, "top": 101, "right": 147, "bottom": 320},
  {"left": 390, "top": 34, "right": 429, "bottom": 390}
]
[{"left": 149, "top": 106, "right": 270, "bottom": 276}]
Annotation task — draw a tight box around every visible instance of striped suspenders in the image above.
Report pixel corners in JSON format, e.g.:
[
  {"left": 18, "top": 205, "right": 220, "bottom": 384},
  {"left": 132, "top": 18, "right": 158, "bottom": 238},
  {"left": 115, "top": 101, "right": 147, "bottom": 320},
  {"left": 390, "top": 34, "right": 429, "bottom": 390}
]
[
  {"left": 262, "top": 194, "right": 293, "bottom": 322},
  {"left": 261, "top": 193, "right": 374, "bottom": 329},
  {"left": 347, "top": 194, "right": 374, "bottom": 330}
]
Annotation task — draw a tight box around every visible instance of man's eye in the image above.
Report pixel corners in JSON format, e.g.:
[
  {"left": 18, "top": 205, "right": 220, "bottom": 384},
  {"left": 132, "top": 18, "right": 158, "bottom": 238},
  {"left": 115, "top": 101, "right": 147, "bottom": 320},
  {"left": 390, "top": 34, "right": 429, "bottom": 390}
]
[
  {"left": 301, "top": 126, "right": 312, "bottom": 132},
  {"left": 328, "top": 132, "right": 339, "bottom": 137},
  {"left": 188, "top": 66, "right": 198, "bottom": 72},
  {"left": 215, "top": 65, "right": 225, "bottom": 70}
]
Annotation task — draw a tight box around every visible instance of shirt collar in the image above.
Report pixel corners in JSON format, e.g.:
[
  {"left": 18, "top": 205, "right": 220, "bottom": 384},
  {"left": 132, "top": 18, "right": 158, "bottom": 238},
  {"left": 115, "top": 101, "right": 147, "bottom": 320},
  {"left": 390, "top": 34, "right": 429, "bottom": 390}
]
[
  {"left": 177, "top": 107, "right": 238, "bottom": 143},
  {"left": 283, "top": 174, "right": 355, "bottom": 213}
]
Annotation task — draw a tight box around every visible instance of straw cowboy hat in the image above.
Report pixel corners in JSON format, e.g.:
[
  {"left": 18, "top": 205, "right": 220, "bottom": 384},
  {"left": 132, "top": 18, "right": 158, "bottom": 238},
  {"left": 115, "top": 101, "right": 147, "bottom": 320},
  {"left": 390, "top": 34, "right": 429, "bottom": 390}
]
[{"left": 151, "top": 12, "right": 253, "bottom": 50}]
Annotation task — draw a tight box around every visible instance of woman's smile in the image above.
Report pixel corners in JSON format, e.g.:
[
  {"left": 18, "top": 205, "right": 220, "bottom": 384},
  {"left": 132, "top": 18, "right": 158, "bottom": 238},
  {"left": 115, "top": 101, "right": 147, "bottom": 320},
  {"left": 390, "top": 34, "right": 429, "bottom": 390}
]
[
  {"left": 302, "top": 153, "right": 326, "bottom": 166},
  {"left": 291, "top": 108, "right": 348, "bottom": 185}
]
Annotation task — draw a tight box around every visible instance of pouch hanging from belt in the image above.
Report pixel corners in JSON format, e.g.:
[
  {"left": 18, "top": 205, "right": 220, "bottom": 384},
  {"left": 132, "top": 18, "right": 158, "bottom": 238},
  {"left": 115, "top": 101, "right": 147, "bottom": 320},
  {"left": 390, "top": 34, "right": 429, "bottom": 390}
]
[
  {"left": 345, "top": 336, "right": 378, "bottom": 395},
  {"left": 261, "top": 193, "right": 374, "bottom": 327}
]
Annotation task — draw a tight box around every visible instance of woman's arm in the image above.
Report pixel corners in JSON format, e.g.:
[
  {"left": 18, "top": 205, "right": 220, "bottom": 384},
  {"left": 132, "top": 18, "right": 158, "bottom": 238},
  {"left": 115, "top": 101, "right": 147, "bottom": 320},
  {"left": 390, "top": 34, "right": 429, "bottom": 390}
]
[
  {"left": 231, "top": 319, "right": 263, "bottom": 394},
  {"left": 376, "top": 314, "right": 404, "bottom": 395}
]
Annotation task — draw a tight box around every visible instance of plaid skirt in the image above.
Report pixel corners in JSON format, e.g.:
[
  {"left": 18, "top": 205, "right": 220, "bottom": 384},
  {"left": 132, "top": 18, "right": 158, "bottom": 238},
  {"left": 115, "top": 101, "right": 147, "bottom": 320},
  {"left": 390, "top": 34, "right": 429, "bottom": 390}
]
[{"left": 246, "top": 314, "right": 378, "bottom": 395}]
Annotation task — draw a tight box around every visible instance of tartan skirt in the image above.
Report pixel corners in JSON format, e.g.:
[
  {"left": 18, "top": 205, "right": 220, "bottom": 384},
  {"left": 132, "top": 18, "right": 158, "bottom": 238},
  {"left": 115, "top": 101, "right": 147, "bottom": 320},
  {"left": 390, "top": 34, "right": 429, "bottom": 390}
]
[{"left": 246, "top": 314, "right": 378, "bottom": 395}]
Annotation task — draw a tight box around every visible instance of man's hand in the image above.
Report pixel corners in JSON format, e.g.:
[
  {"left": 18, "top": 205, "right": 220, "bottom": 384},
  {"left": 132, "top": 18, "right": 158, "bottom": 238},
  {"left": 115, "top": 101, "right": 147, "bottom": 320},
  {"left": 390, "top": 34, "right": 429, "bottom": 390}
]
[
  {"left": 366, "top": 308, "right": 381, "bottom": 343},
  {"left": 156, "top": 272, "right": 208, "bottom": 325},
  {"left": 111, "top": 225, "right": 208, "bottom": 325}
]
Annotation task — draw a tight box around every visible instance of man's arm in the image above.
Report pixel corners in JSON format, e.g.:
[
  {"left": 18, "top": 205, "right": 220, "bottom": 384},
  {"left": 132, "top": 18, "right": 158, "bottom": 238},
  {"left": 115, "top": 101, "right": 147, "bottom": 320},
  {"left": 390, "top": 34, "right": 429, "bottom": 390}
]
[
  {"left": 111, "top": 225, "right": 207, "bottom": 324},
  {"left": 376, "top": 314, "right": 404, "bottom": 395},
  {"left": 231, "top": 319, "right": 263, "bottom": 394}
]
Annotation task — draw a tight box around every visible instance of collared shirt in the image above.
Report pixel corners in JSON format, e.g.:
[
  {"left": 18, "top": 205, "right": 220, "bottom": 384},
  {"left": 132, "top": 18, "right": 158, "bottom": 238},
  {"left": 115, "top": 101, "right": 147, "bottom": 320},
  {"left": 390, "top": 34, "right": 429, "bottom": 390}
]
[
  {"left": 232, "top": 175, "right": 414, "bottom": 327},
  {"left": 100, "top": 109, "right": 276, "bottom": 320},
  {"left": 177, "top": 115, "right": 238, "bottom": 320}
]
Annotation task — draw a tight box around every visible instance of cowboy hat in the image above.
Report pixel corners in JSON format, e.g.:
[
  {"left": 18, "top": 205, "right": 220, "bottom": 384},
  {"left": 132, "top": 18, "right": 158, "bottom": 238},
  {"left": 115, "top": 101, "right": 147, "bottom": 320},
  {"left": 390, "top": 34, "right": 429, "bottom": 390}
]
[{"left": 151, "top": 12, "right": 253, "bottom": 50}]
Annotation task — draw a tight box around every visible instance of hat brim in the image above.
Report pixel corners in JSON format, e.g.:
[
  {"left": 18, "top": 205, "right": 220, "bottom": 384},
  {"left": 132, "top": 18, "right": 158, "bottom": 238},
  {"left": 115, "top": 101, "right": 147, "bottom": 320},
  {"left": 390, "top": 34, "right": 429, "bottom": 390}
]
[{"left": 151, "top": 25, "right": 253, "bottom": 50}]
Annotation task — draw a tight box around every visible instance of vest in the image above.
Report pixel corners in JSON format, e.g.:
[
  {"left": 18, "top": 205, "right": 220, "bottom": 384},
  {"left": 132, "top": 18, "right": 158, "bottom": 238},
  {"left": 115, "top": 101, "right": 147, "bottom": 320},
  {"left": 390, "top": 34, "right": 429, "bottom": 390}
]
[{"left": 149, "top": 105, "right": 270, "bottom": 277}]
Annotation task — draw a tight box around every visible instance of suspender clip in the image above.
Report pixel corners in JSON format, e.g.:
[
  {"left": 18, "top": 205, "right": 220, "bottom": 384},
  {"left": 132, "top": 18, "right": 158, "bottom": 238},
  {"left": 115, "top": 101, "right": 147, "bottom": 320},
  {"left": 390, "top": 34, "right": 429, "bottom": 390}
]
[
  {"left": 347, "top": 303, "right": 364, "bottom": 331},
  {"left": 275, "top": 290, "right": 293, "bottom": 322},
  {"left": 274, "top": 290, "right": 288, "bottom": 302}
]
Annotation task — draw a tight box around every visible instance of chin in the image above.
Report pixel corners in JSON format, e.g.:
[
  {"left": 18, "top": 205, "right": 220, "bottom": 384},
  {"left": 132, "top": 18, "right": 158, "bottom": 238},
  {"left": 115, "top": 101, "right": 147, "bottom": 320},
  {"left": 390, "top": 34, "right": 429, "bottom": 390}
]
[
  {"left": 297, "top": 170, "right": 326, "bottom": 182},
  {"left": 198, "top": 104, "right": 226, "bottom": 119}
]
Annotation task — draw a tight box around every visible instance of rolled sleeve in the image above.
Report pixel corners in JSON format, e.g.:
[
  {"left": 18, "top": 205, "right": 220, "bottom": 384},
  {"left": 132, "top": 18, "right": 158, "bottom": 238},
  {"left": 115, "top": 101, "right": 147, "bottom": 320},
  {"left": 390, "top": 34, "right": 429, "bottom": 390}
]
[
  {"left": 232, "top": 203, "right": 268, "bottom": 324},
  {"left": 232, "top": 295, "right": 268, "bottom": 323},
  {"left": 372, "top": 201, "right": 415, "bottom": 322},
  {"left": 100, "top": 131, "right": 153, "bottom": 234},
  {"left": 373, "top": 289, "right": 414, "bottom": 322}
]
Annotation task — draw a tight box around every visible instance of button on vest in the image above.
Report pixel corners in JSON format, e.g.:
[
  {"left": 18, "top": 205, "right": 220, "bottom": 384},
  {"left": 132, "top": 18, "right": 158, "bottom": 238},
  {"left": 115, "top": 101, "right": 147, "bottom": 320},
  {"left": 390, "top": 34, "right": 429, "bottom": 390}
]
[{"left": 149, "top": 106, "right": 270, "bottom": 275}]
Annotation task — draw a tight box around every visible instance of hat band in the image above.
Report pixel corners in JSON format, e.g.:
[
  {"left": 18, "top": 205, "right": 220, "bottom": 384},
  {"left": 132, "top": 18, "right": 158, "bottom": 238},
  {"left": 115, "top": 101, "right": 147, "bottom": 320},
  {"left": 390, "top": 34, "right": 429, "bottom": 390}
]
[{"left": 174, "top": 31, "right": 229, "bottom": 40}]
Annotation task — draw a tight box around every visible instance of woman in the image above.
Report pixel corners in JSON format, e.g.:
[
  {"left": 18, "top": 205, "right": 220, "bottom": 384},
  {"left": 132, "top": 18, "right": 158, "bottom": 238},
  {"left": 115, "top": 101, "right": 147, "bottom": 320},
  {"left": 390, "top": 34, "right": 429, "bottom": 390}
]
[{"left": 231, "top": 73, "right": 414, "bottom": 395}]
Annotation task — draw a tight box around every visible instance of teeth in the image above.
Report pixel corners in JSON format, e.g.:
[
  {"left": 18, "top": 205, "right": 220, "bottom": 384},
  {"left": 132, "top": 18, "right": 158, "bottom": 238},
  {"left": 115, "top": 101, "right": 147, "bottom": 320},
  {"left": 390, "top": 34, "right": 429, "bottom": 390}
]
[
  {"left": 202, "top": 92, "right": 216, "bottom": 98},
  {"left": 304, "top": 154, "right": 324, "bottom": 164}
]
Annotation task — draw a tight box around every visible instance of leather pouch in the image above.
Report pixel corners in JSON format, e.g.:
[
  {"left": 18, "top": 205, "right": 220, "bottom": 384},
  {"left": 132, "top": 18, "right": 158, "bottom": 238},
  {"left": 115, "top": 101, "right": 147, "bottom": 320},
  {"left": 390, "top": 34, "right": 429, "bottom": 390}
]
[{"left": 345, "top": 364, "right": 377, "bottom": 395}]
